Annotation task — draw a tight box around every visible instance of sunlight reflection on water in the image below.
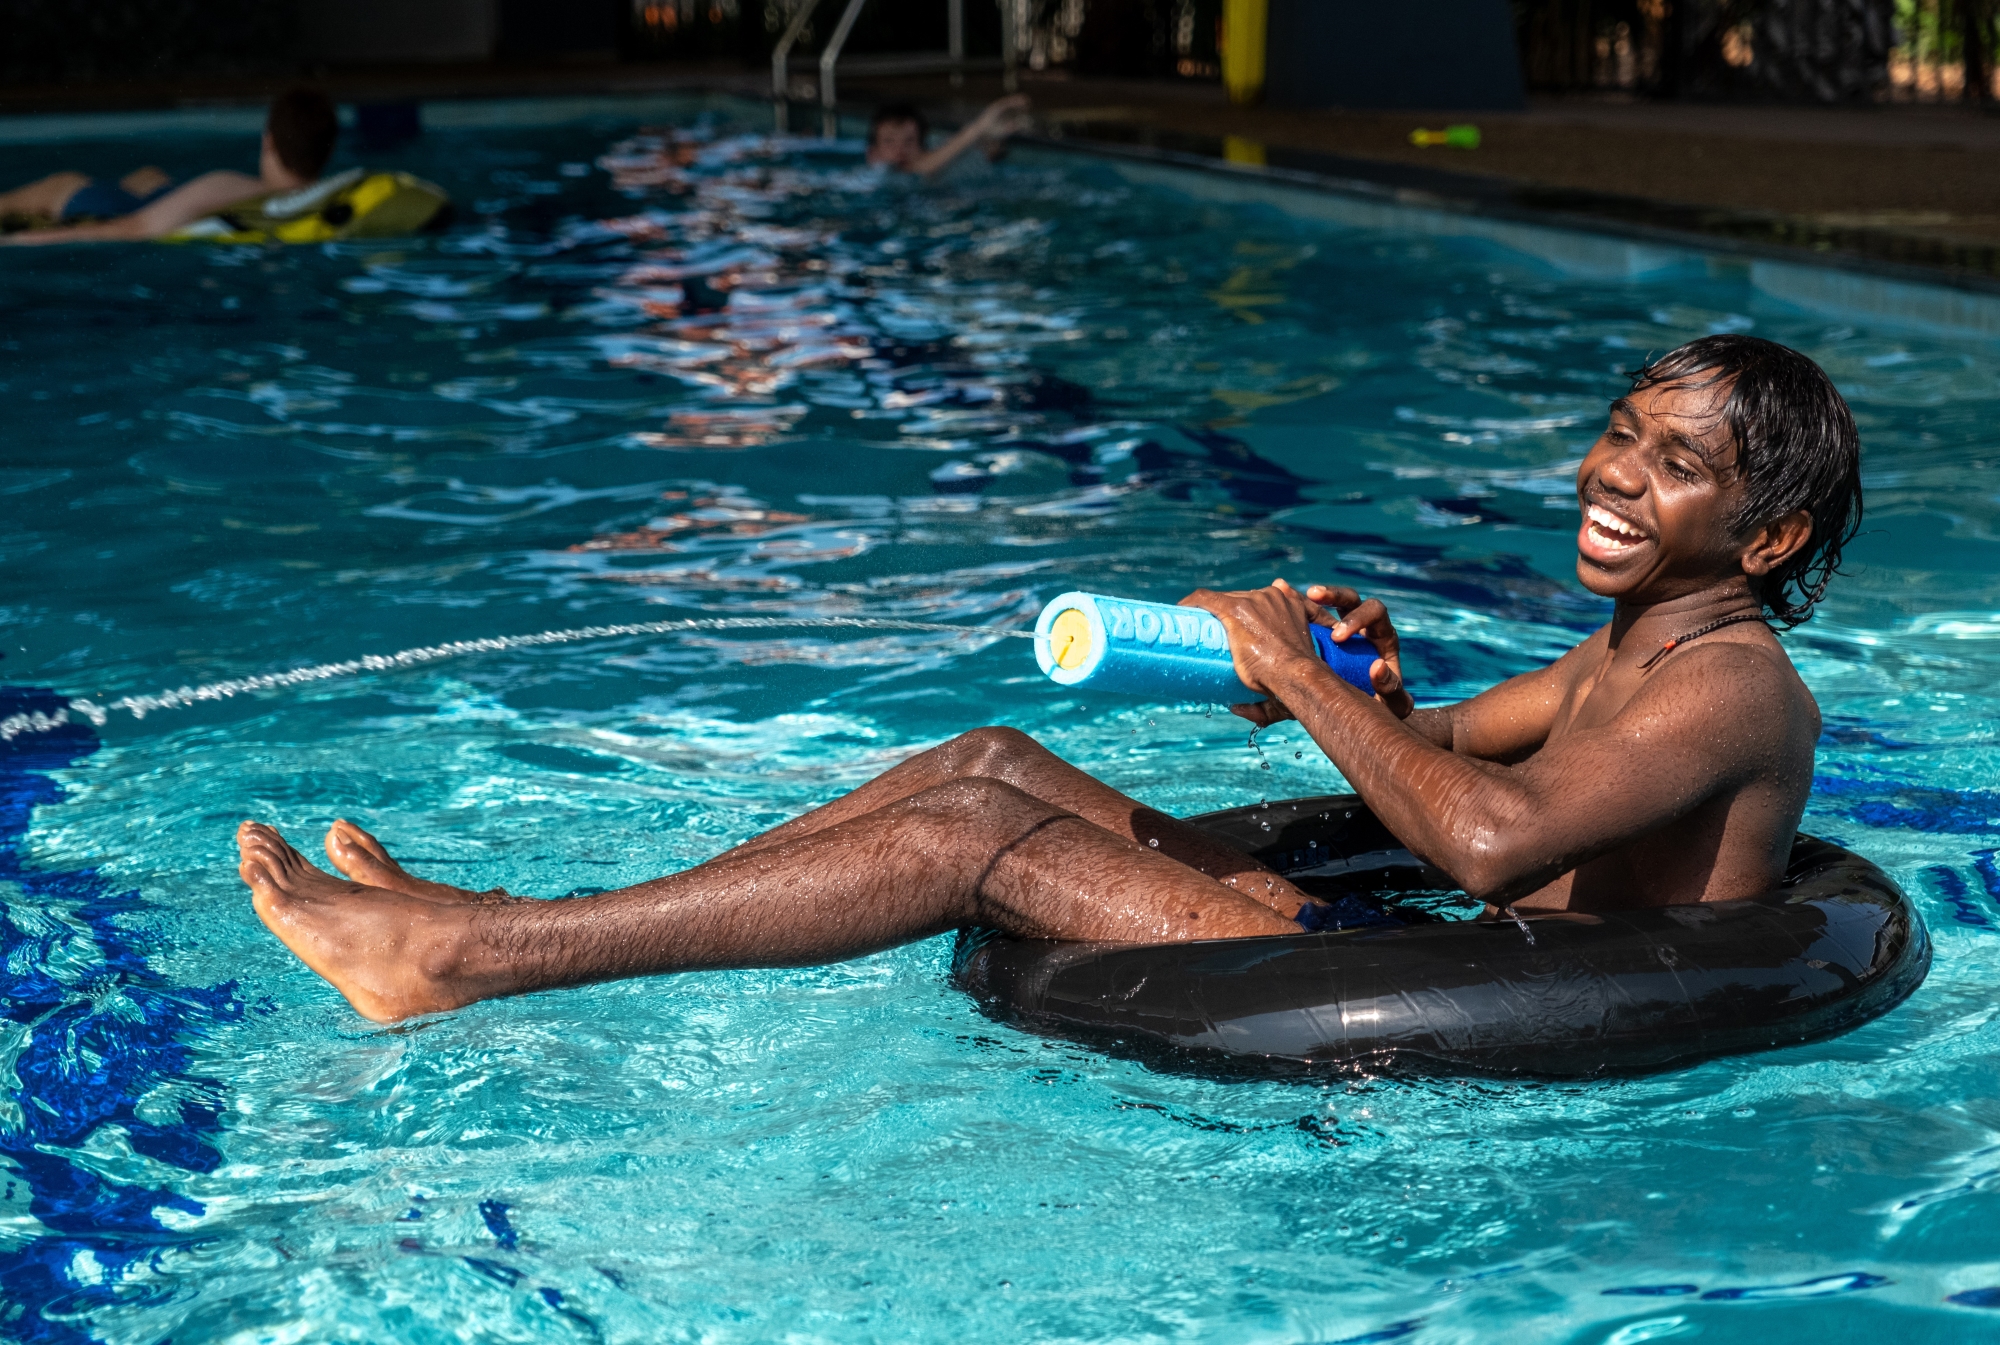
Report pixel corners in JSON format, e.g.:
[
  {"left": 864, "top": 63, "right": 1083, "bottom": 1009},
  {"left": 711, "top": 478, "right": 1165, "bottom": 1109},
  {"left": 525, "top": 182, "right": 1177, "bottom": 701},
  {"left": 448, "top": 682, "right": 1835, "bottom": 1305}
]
[{"left": 2, "top": 100, "right": 2000, "bottom": 1342}]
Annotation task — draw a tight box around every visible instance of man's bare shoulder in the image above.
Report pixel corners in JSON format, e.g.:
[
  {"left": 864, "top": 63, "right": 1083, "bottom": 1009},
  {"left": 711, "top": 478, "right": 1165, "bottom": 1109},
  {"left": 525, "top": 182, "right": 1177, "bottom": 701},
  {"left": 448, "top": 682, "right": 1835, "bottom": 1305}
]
[{"left": 1620, "top": 633, "right": 1819, "bottom": 748}]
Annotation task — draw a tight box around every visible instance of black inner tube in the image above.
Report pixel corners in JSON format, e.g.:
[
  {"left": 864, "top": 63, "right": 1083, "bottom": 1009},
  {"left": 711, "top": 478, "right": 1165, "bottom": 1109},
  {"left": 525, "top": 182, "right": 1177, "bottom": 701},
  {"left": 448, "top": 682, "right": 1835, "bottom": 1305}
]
[{"left": 953, "top": 794, "right": 1931, "bottom": 1079}]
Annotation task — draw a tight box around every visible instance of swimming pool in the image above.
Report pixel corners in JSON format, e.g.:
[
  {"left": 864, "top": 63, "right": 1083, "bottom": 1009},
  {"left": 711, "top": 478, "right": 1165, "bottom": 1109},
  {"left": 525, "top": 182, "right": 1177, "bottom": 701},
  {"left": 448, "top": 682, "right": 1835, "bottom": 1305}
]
[{"left": 5, "top": 93, "right": 2000, "bottom": 1342}]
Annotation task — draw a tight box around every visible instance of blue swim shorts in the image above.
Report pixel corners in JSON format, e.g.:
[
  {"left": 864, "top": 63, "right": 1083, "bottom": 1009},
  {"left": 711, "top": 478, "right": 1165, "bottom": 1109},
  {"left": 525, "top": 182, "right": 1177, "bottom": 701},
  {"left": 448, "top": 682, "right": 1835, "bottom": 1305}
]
[
  {"left": 1293, "top": 894, "right": 1405, "bottom": 932},
  {"left": 61, "top": 180, "right": 174, "bottom": 222}
]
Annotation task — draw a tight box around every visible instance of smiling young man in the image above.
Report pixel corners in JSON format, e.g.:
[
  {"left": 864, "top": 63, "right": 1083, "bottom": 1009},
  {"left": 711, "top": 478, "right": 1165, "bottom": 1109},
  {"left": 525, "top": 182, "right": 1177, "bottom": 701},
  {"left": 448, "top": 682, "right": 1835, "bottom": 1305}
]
[{"left": 235, "top": 335, "right": 1862, "bottom": 1021}]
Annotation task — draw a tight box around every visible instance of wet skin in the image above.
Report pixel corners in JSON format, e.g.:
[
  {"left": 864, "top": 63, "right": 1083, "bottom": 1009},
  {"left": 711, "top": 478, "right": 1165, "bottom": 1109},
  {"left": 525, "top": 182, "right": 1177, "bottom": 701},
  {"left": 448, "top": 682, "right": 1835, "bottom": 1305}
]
[
  {"left": 1191, "top": 377, "right": 1819, "bottom": 910},
  {"left": 239, "top": 730, "right": 1307, "bottom": 1022},
  {"left": 865, "top": 95, "right": 1030, "bottom": 178},
  {"left": 239, "top": 376, "right": 1820, "bottom": 1021},
  {"left": 0, "top": 131, "right": 309, "bottom": 245}
]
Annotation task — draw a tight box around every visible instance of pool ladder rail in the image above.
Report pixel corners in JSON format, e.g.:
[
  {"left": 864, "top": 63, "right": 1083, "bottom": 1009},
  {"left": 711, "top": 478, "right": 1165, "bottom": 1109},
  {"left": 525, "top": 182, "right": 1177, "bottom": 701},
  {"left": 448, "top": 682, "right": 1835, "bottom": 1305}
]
[{"left": 771, "top": 0, "right": 1020, "bottom": 138}]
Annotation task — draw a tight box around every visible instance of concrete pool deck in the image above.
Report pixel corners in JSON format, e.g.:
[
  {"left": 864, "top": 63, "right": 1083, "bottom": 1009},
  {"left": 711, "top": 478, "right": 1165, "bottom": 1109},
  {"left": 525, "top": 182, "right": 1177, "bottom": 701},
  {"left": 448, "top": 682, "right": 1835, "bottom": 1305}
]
[{"left": 843, "top": 72, "right": 2000, "bottom": 291}]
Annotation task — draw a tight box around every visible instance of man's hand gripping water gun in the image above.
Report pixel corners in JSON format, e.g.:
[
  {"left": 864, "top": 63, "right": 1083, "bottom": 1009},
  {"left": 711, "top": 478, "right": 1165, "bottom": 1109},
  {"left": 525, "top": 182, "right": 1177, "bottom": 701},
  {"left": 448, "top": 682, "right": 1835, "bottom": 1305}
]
[{"left": 1181, "top": 579, "right": 1414, "bottom": 728}]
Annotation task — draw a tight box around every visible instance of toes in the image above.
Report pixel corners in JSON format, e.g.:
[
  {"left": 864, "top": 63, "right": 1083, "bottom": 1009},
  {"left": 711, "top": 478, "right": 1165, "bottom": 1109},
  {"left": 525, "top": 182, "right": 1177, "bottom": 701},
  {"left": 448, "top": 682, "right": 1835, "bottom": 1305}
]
[
  {"left": 238, "top": 854, "right": 285, "bottom": 904},
  {"left": 238, "top": 822, "right": 283, "bottom": 866},
  {"left": 240, "top": 828, "right": 298, "bottom": 872},
  {"left": 326, "top": 819, "right": 393, "bottom": 871},
  {"left": 238, "top": 821, "right": 347, "bottom": 895},
  {"left": 324, "top": 821, "right": 363, "bottom": 874}
]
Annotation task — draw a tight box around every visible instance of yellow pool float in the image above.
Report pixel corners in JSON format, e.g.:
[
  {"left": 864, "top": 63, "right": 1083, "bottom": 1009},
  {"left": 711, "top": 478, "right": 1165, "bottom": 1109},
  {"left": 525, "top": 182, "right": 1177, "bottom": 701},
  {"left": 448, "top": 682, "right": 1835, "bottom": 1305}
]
[{"left": 166, "top": 168, "right": 450, "bottom": 244}]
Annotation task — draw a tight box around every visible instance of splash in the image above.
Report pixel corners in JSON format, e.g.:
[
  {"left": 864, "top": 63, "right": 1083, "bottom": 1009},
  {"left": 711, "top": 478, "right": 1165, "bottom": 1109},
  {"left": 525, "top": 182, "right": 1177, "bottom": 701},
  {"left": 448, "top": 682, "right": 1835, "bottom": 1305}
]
[{"left": 1, "top": 617, "right": 1034, "bottom": 741}]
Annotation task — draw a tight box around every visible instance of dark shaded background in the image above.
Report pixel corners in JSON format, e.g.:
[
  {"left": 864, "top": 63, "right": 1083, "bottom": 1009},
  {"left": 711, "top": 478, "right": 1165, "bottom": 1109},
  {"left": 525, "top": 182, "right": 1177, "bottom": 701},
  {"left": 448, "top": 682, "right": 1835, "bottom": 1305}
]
[{"left": 0, "top": 0, "right": 1993, "bottom": 108}]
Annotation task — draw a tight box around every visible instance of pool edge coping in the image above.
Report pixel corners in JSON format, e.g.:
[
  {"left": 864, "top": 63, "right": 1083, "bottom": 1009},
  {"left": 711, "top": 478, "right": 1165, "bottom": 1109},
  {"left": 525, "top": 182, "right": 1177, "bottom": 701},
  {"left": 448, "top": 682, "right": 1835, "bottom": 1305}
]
[{"left": 1016, "top": 130, "right": 2000, "bottom": 340}]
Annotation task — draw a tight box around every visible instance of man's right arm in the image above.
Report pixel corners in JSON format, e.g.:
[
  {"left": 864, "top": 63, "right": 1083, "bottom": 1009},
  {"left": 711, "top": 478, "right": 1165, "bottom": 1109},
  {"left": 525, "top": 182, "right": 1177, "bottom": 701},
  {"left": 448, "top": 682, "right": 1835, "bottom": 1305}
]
[
  {"left": 1228, "top": 600, "right": 1790, "bottom": 903},
  {"left": 3, "top": 171, "right": 262, "bottom": 245},
  {"left": 910, "top": 95, "right": 1031, "bottom": 177}
]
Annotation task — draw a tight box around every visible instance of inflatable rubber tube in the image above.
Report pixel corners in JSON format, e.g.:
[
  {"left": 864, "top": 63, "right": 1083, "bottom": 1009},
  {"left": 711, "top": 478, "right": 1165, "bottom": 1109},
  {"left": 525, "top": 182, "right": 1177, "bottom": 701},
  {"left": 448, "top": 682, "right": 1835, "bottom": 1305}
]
[{"left": 953, "top": 794, "right": 1930, "bottom": 1078}]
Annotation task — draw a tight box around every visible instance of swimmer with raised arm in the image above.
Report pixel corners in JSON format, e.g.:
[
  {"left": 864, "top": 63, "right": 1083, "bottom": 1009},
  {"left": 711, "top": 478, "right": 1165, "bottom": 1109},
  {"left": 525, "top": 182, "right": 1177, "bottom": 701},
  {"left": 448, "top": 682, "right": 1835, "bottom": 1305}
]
[
  {"left": 866, "top": 95, "right": 1031, "bottom": 177},
  {"left": 0, "top": 88, "right": 336, "bottom": 245},
  {"left": 237, "top": 335, "right": 1862, "bottom": 1022}
]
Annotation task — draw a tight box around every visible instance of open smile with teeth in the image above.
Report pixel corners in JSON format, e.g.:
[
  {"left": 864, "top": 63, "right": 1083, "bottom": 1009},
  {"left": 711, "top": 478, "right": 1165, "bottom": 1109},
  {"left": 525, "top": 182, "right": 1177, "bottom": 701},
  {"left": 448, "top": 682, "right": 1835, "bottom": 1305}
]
[{"left": 1585, "top": 503, "right": 1649, "bottom": 551}]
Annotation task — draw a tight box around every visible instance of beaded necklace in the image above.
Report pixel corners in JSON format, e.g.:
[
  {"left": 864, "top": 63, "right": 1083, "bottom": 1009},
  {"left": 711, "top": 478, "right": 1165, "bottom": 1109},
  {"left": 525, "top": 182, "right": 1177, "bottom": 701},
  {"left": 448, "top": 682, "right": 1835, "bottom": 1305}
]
[{"left": 1637, "top": 611, "right": 1770, "bottom": 671}]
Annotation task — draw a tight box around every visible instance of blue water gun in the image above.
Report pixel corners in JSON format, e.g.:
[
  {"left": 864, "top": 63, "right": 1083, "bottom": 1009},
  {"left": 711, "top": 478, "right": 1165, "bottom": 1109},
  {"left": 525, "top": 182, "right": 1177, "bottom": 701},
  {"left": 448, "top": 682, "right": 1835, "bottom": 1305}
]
[{"left": 1033, "top": 591, "right": 1378, "bottom": 703}]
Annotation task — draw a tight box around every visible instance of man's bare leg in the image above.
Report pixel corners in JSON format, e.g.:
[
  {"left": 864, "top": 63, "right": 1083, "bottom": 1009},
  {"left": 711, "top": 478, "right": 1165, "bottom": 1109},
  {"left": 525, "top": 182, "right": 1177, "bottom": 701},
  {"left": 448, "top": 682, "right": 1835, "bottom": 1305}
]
[
  {"left": 240, "top": 776, "right": 1301, "bottom": 1024},
  {"left": 0, "top": 172, "right": 87, "bottom": 220},
  {"left": 718, "top": 726, "right": 1301, "bottom": 908},
  {"left": 325, "top": 726, "right": 1306, "bottom": 912}
]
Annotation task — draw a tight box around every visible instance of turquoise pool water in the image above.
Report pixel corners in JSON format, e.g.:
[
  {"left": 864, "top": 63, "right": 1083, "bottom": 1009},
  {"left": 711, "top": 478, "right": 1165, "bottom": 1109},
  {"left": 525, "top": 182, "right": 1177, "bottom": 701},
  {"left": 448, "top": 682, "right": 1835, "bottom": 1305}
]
[{"left": 4, "top": 97, "right": 2000, "bottom": 1343}]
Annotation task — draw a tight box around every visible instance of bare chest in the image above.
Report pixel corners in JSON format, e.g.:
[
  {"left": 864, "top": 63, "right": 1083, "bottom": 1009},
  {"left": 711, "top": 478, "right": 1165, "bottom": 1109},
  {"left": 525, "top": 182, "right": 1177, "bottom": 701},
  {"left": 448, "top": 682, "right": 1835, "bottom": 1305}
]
[{"left": 1547, "top": 648, "right": 1643, "bottom": 742}]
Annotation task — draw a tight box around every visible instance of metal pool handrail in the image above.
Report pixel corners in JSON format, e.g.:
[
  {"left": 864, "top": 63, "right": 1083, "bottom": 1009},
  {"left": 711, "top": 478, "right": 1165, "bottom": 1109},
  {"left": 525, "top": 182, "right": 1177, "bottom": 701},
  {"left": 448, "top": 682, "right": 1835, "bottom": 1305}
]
[{"left": 771, "top": 0, "right": 1011, "bottom": 138}]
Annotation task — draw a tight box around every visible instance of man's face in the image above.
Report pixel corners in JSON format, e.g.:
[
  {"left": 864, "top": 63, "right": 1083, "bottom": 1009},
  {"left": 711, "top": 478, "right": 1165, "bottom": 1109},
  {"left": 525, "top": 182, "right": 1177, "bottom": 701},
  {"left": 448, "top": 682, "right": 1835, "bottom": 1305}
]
[
  {"left": 867, "top": 119, "right": 924, "bottom": 171},
  {"left": 1574, "top": 377, "right": 1754, "bottom": 603}
]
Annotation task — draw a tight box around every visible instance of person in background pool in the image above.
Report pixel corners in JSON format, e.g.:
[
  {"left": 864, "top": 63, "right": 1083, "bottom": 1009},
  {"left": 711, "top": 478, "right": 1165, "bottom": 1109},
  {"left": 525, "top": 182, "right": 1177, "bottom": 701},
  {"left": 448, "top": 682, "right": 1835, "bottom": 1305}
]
[
  {"left": 866, "top": 95, "right": 1032, "bottom": 176},
  {"left": 236, "top": 334, "right": 1862, "bottom": 1023},
  {"left": 0, "top": 87, "right": 337, "bottom": 245}
]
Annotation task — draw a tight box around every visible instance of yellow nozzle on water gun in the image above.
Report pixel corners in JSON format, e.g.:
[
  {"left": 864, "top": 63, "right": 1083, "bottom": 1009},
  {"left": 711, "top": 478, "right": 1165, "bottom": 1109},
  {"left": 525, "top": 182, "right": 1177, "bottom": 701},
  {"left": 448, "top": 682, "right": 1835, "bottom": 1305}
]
[
  {"left": 1048, "top": 606, "right": 1093, "bottom": 670},
  {"left": 1409, "top": 124, "right": 1481, "bottom": 150}
]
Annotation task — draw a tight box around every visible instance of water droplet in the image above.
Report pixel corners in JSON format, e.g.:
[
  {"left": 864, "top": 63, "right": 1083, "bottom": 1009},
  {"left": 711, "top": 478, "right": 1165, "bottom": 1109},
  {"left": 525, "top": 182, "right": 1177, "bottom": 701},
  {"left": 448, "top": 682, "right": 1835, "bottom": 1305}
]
[
  {"left": 1260, "top": 760, "right": 1271, "bottom": 770},
  {"left": 1294, "top": 750, "right": 1303, "bottom": 759},
  {"left": 1147, "top": 718, "right": 1156, "bottom": 727},
  {"left": 1148, "top": 838, "right": 1158, "bottom": 848}
]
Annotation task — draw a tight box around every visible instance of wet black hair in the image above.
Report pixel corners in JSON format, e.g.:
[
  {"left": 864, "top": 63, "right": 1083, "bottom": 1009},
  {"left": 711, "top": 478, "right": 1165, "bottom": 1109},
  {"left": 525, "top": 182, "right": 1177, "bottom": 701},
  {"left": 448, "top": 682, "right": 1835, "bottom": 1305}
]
[
  {"left": 1628, "top": 334, "right": 1862, "bottom": 627},
  {"left": 869, "top": 103, "right": 928, "bottom": 147},
  {"left": 267, "top": 87, "right": 338, "bottom": 180}
]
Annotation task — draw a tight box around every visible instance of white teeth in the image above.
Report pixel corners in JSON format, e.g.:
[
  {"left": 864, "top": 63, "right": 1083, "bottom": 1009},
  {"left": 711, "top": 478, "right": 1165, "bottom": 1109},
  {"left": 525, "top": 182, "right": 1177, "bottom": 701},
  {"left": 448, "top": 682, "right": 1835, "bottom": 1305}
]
[{"left": 1586, "top": 505, "right": 1644, "bottom": 542}]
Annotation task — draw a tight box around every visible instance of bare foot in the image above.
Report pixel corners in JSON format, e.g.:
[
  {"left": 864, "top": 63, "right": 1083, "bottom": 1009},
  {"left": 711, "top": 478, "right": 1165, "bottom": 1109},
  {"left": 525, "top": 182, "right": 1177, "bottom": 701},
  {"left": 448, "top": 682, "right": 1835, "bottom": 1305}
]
[
  {"left": 239, "top": 820, "right": 486, "bottom": 1022},
  {"left": 323, "top": 819, "right": 515, "bottom": 905}
]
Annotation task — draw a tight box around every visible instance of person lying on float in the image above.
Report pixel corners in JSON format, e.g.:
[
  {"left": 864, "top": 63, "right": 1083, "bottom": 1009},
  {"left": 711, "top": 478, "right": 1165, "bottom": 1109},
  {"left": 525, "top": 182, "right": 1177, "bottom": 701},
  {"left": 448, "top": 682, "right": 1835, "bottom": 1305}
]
[
  {"left": 234, "top": 333, "right": 1858, "bottom": 1023},
  {"left": 865, "top": 94, "right": 1032, "bottom": 177},
  {"left": 0, "top": 87, "right": 336, "bottom": 245}
]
